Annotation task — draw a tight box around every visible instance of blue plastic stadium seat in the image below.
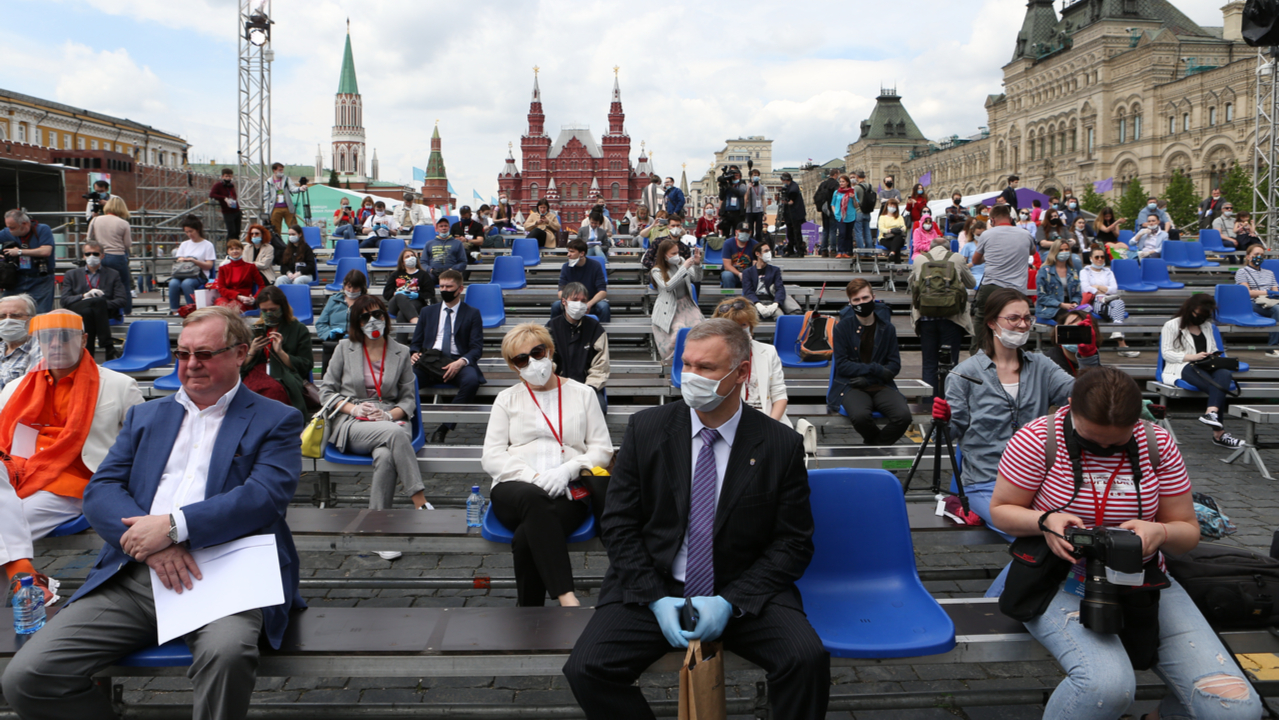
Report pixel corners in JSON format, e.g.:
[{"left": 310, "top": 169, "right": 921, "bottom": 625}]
[
  {"left": 702, "top": 243, "right": 723, "bottom": 267},
  {"left": 325, "top": 258, "right": 369, "bottom": 293},
  {"left": 326, "top": 239, "right": 360, "bottom": 266},
  {"left": 323, "top": 380, "right": 426, "bottom": 466},
  {"left": 588, "top": 255, "right": 607, "bottom": 274},
  {"left": 1111, "top": 259, "right": 1158, "bottom": 292},
  {"left": 446, "top": 215, "right": 459, "bottom": 226},
  {"left": 1263, "top": 259, "right": 1279, "bottom": 281},
  {"left": 1117, "top": 229, "right": 1135, "bottom": 246},
  {"left": 1184, "top": 241, "right": 1220, "bottom": 268},
  {"left": 797, "top": 468, "right": 956, "bottom": 658},
  {"left": 117, "top": 639, "right": 193, "bottom": 668},
  {"left": 48, "top": 515, "right": 90, "bottom": 537},
  {"left": 302, "top": 226, "right": 323, "bottom": 250},
  {"left": 370, "top": 238, "right": 406, "bottom": 269},
  {"left": 491, "top": 255, "right": 528, "bottom": 290},
  {"left": 510, "top": 237, "right": 541, "bottom": 267},
  {"left": 408, "top": 225, "right": 437, "bottom": 250},
  {"left": 773, "top": 314, "right": 829, "bottom": 368},
  {"left": 1140, "top": 258, "right": 1185, "bottom": 289},
  {"left": 279, "top": 283, "right": 314, "bottom": 325},
  {"left": 1216, "top": 284, "right": 1274, "bottom": 327},
  {"left": 103, "top": 320, "right": 173, "bottom": 373},
  {"left": 481, "top": 505, "right": 596, "bottom": 544},
  {"left": 464, "top": 284, "right": 506, "bottom": 329},
  {"left": 1198, "top": 229, "right": 1232, "bottom": 254},
  {"left": 153, "top": 361, "right": 182, "bottom": 391},
  {"left": 670, "top": 327, "right": 691, "bottom": 386}
]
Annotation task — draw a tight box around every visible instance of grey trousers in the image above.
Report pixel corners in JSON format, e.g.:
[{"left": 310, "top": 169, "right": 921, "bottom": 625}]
[
  {"left": 344, "top": 420, "right": 424, "bottom": 509},
  {"left": 1, "top": 562, "right": 263, "bottom": 720}
]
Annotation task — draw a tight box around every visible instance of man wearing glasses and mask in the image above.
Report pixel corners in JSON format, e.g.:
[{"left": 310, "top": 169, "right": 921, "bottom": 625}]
[{"left": 2, "top": 306, "right": 305, "bottom": 720}]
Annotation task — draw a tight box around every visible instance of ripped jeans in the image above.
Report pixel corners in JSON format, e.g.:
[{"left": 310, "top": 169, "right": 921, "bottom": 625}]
[{"left": 1026, "top": 576, "right": 1261, "bottom": 720}]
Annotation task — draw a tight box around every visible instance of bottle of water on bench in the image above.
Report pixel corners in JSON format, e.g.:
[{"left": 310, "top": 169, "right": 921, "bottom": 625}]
[
  {"left": 466, "top": 486, "right": 484, "bottom": 528},
  {"left": 13, "top": 576, "right": 46, "bottom": 635}
]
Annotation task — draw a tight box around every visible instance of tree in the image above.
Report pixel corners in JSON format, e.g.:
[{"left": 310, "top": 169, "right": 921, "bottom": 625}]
[
  {"left": 1160, "top": 168, "right": 1199, "bottom": 228},
  {"left": 327, "top": 169, "right": 340, "bottom": 188},
  {"left": 1217, "top": 162, "right": 1254, "bottom": 215},
  {"left": 1116, "top": 178, "right": 1149, "bottom": 226},
  {"left": 1079, "top": 184, "right": 1107, "bottom": 214}
]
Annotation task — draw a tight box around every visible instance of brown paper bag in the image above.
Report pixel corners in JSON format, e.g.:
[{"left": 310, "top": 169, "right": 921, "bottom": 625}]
[{"left": 678, "top": 639, "right": 726, "bottom": 720}]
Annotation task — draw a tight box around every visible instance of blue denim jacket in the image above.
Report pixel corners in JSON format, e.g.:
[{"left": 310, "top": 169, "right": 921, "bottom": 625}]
[
  {"left": 1035, "top": 265, "right": 1082, "bottom": 320},
  {"left": 945, "top": 350, "right": 1074, "bottom": 488}
]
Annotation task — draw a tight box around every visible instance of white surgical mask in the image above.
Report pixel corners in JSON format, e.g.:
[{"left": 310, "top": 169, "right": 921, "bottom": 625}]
[
  {"left": 680, "top": 367, "right": 737, "bottom": 413},
  {"left": 566, "top": 301, "right": 588, "bottom": 320},
  {"left": 519, "top": 356, "right": 554, "bottom": 386},
  {"left": 344, "top": 290, "right": 362, "bottom": 300},
  {"left": 761, "top": 251, "right": 773, "bottom": 263},
  {"left": 668, "top": 256, "right": 682, "bottom": 268},
  {"left": 362, "top": 319, "right": 385, "bottom": 339},
  {"left": 997, "top": 327, "right": 1030, "bottom": 349},
  {"left": 1056, "top": 251, "right": 1072, "bottom": 262},
  {"left": 85, "top": 255, "right": 102, "bottom": 269},
  {"left": 375, "top": 210, "right": 385, "bottom": 217},
  {"left": 0, "top": 319, "right": 27, "bottom": 344},
  {"left": 405, "top": 256, "right": 417, "bottom": 269}
]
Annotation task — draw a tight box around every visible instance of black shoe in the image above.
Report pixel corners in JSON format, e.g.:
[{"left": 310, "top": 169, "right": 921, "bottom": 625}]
[
  {"left": 1199, "top": 412, "right": 1223, "bottom": 430},
  {"left": 431, "top": 426, "right": 449, "bottom": 444}
]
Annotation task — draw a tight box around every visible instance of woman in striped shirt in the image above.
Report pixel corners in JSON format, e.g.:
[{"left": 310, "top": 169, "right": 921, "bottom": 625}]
[{"left": 989, "top": 368, "right": 1260, "bottom": 719}]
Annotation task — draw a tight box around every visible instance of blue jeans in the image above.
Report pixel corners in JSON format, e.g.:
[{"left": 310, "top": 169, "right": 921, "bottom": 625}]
[
  {"left": 101, "top": 253, "right": 132, "bottom": 314},
  {"left": 169, "top": 277, "right": 202, "bottom": 310},
  {"left": 721, "top": 271, "right": 742, "bottom": 289},
  {"left": 585, "top": 244, "right": 607, "bottom": 258},
  {"left": 549, "top": 299, "right": 611, "bottom": 323},
  {"left": 949, "top": 477, "right": 1016, "bottom": 544},
  {"left": 1180, "top": 365, "right": 1234, "bottom": 411},
  {"left": 819, "top": 216, "right": 837, "bottom": 253},
  {"left": 834, "top": 222, "right": 854, "bottom": 255},
  {"left": 9, "top": 274, "right": 54, "bottom": 314},
  {"left": 1026, "top": 577, "right": 1261, "bottom": 719},
  {"left": 854, "top": 216, "right": 872, "bottom": 250}
]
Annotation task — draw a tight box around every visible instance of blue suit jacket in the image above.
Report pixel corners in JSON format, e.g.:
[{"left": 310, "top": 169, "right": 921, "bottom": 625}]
[
  {"left": 409, "top": 301, "right": 487, "bottom": 379},
  {"left": 74, "top": 386, "right": 306, "bottom": 649}
]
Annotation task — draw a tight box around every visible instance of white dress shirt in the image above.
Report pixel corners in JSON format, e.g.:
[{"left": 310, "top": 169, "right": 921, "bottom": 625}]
[
  {"left": 432, "top": 301, "right": 461, "bottom": 358},
  {"left": 149, "top": 382, "right": 242, "bottom": 543},
  {"left": 672, "top": 401, "right": 744, "bottom": 583}
]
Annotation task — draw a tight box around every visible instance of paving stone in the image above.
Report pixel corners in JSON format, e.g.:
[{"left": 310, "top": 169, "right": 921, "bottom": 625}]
[
  {"left": 298, "top": 688, "right": 362, "bottom": 703},
  {"left": 855, "top": 666, "right": 919, "bottom": 683},
  {"left": 912, "top": 663, "right": 987, "bottom": 681},
  {"left": 514, "top": 689, "right": 580, "bottom": 704},
  {"left": 359, "top": 688, "right": 423, "bottom": 703},
  {"left": 419, "top": 687, "right": 515, "bottom": 703}
]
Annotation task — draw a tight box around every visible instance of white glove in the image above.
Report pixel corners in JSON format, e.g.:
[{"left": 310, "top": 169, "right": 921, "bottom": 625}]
[
  {"left": 84, "top": 288, "right": 105, "bottom": 299},
  {"left": 765, "top": 303, "right": 779, "bottom": 318},
  {"left": 356, "top": 402, "right": 386, "bottom": 421}
]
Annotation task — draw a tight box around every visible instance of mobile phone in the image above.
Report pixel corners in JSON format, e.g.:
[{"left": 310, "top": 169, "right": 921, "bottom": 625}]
[
  {"left": 680, "top": 601, "right": 698, "bottom": 632},
  {"left": 1054, "top": 324, "right": 1091, "bottom": 345}
]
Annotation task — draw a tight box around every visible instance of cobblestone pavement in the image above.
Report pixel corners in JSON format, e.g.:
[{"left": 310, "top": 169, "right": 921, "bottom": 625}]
[{"left": 5, "top": 409, "right": 1276, "bottom": 718}]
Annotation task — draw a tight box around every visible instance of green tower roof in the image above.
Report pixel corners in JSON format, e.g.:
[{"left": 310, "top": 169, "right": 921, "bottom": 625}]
[{"left": 337, "top": 28, "right": 359, "bottom": 95}]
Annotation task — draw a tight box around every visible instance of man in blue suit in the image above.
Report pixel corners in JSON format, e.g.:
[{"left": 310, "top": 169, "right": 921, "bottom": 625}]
[
  {"left": 410, "top": 269, "right": 485, "bottom": 444},
  {"left": 2, "top": 306, "right": 305, "bottom": 720}
]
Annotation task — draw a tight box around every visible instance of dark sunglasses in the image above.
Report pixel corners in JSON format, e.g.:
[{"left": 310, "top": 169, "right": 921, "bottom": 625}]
[
  {"left": 175, "top": 345, "right": 239, "bottom": 362},
  {"left": 358, "top": 310, "right": 387, "bottom": 323},
  {"left": 510, "top": 344, "right": 548, "bottom": 368},
  {"left": 714, "top": 300, "right": 750, "bottom": 317},
  {"left": 83, "top": 251, "right": 101, "bottom": 257}
]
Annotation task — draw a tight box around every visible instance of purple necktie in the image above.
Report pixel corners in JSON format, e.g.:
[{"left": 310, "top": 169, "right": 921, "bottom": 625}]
[{"left": 685, "top": 427, "right": 721, "bottom": 598}]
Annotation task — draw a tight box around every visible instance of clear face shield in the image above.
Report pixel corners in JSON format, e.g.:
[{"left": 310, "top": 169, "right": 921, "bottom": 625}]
[{"left": 34, "top": 328, "right": 84, "bottom": 371}]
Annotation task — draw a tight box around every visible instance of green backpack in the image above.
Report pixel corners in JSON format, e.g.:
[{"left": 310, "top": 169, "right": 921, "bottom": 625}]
[{"left": 912, "top": 251, "right": 967, "bottom": 318}]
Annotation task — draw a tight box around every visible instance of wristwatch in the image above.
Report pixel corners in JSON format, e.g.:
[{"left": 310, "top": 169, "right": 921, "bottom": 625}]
[{"left": 168, "top": 514, "right": 179, "bottom": 545}]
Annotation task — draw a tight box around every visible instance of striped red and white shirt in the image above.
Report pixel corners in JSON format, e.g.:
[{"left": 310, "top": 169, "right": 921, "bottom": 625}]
[{"left": 998, "top": 407, "right": 1191, "bottom": 561}]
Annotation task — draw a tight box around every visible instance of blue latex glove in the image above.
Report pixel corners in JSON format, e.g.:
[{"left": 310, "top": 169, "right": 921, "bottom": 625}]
[
  {"left": 681, "top": 596, "right": 733, "bottom": 643},
  {"left": 406, "top": 292, "right": 419, "bottom": 300},
  {"left": 650, "top": 596, "right": 687, "bottom": 648}
]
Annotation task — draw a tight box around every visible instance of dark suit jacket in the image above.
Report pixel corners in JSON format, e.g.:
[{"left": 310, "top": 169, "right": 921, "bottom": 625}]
[
  {"left": 74, "top": 386, "right": 306, "bottom": 649},
  {"left": 598, "top": 401, "right": 814, "bottom": 617},
  {"left": 409, "top": 301, "right": 486, "bottom": 377},
  {"left": 60, "top": 265, "right": 129, "bottom": 313},
  {"left": 999, "top": 185, "right": 1019, "bottom": 210}
]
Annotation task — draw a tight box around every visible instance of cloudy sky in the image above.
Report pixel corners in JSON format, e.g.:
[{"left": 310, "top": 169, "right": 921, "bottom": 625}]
[{"left": 6, "top": 0, "right": 1233, "bottom": 201}]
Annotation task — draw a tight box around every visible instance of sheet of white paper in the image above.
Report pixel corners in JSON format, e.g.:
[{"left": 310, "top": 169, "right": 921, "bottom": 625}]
[
  {"left": 151, "top": 534, "right": 284, "bottom": 645},
  {"left": 12, "top": 424, "right": 38, "bottom": 459},
  {"left": 193, "top": 289, "right": 210, "bottom": 309}
]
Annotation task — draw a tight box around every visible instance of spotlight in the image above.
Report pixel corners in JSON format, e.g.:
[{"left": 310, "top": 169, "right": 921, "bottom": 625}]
[{"left": 245, "top": 11, "right": 273, "bottom": 46}]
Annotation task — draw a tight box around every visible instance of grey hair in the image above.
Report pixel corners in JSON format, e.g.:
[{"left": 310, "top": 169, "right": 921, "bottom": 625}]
[
  {"left": 0, "top": 293, "right": 37, "bottom": 317},
  {"left": 931, "top": 236, "right": 949, "bottom": 248},
  {"left": 4, "top": 210, "right": 30, "bottom": 225},
  {"left": 686, "top": 318, "right": 751, "bottom": 366},
  {"left": 84, "top": 240, "right": 103, "bottom": 252},
  {"left": 561, "top": 282, "right": 588, "bottom": 300}
]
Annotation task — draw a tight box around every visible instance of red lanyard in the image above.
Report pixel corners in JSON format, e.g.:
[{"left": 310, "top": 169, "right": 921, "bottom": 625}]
[
  {"left": 1090, "top": 456, "right": 1129, "bottom": 526},
  {"left": 363, "top": 345, "right": 384, "bottom": 399},
  {"left": 524, "top": 377, "right": 563, "bottom": 449}
]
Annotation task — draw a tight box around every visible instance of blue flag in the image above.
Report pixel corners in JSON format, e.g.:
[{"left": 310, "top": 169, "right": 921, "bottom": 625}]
[
  {"left": 412, "top": 167, "right": 425, "bottom": 182},
  {"left": 447, "top": 181, "right": 457, "bottom": 196},
  {"left": 1093, "top": 177, "right": 1114, "bottom": 194},
  {"left": 473, "top": 190, "right": 484, "bottom": 203}
]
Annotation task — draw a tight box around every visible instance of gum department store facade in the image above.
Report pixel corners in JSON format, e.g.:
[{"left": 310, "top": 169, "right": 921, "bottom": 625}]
[{"left": 842, "top": 0, "right": 1261, "bottom": 202}]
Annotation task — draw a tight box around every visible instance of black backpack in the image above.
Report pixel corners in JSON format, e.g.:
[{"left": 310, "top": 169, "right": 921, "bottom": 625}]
[
  {"left": 1165, "top": 543, "right": 1278, "bottom": 630},
  {"left": 857, "top": 182, "right": 876, "bottom": 214}
]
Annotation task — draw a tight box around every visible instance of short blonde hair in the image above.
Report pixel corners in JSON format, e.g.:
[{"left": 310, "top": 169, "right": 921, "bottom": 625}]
[
  {"left": 712, "top": 296, "right": 760, "bottom": 330},
  {"left": 103, "top": 196, "right": 130, "bottom": 220},
  {"left": 183, "top": 305, "right": 252, "bottom": 349},
  {"left": 500, "top": 323, "right": 555, "bottom": 372}
]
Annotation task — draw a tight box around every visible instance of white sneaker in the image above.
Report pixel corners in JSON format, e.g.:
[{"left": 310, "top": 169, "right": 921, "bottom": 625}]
[
  {"left": 1267, "top": 350, "right": 1280, "bottom": 358},
  {"left": 375, "top": 551, "right": 402, "bottom": 561},
  {"left": 1118, "top": 350, "right": 1140, "bottom": 358},
  {"left": 1109, "top": 332, "right": 1124, "bottom": 340}
]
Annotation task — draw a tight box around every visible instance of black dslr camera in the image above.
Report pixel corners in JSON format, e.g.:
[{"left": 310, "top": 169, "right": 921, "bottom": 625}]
[
  {"left": 82, "top": 190, "right": 107, "bottom": 216},
  {"left": 1064, "top": 526, "right": 1145, "bottom": 634}
]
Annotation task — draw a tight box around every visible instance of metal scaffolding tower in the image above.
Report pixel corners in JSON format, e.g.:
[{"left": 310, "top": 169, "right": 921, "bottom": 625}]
[
  {"left": 237, "top": 0, "right": 273, "bottom": 226},
  {"left": 1252, "top": 46, "right": 1278, "bottom": 248}
]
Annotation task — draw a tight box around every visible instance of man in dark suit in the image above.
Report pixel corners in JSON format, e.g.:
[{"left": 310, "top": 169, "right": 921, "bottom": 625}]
[
  {"left": 410, "top": 269, "right": 485, "bottom": 443},
  {"left": 999, "top": 174, "right": 1020, "bottom": 211},
  {"left": 564, "top": 318, "right": 829, "bottom": 719},
  {"left": 1, "top": 305, "right": 306, "bottom": 720},
  {"left": 59, "top": 240, "right": 129, "bottom": 359}
]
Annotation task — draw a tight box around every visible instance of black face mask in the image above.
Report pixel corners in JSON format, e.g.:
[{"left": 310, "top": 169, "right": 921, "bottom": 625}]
[
  {"left": 884, "top": 182, "right": 894, "bottom": 188},
  {"left": 852, "top": 301, "right": 876, "bottom": 318},
  {"left": 440, "top": 290, "right": 458, "bottom": 303},
  {"left": 1191, "top": 312, "right": 1210, "bottom": 324},
  {"left": 1250, "top": 255, "right": 1263, "bottom": 267},
  {"left": 1074, "top": 431, "right": 1125, "bottom": 457},
  {"left": 223, "top": 179, "right": 233, "bottom": 185}
]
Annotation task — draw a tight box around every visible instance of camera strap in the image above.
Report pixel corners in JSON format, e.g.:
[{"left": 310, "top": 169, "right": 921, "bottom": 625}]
[{"left": 1037, "top": 412, "right": 1145, "bottom": 533}]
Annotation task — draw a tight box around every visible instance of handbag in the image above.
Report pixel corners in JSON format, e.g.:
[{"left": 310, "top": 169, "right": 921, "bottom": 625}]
[
  {"left": 171, "top": 260, "right": 206, "bottom": 283},
  {"left": 1192, "top": 355, "right": 1241, "bottom": 373},
  {"left": 413, "top": 348, "right": 451, "bottom": 386},
  {"left": 301, "top": 394, "right": 347, "bottom": 458}
]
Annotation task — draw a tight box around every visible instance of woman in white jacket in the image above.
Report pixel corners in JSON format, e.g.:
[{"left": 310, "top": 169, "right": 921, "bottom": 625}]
[
  {"left": 1080, "top": 248, "right": 1138, "bottom": 357},
  {"left": 712, "top": 297, "right": 791, "bottom": 426},
  {"left": 482, "top": 324, "right": 613, "bottom": 608},
  {"left": 1160, "top": 295, "right": 1245, "bottom": 449},
  {"left": 650, "top": 239, "right": 704, "bottom": 362}
]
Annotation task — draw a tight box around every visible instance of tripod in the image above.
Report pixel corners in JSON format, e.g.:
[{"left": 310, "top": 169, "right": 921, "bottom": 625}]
[{"left": 901, "top": 347, "right": 982, "bottom": 514}]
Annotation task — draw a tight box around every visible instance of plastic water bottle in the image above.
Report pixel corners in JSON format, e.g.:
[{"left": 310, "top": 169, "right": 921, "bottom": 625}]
[
  {"left": 13, "top": 576, "right": 46, "bottom": 635},
  {"left": 466, "top": 486, "right": 484, "bottom": 528}
]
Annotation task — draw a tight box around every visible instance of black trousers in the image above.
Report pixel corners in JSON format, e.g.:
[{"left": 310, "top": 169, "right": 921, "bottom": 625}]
[
  {"left": 917, "top": 318, "right": 964, "bottom": 393},
  {"left": 785, "top": 217, "right": 805, "bottom": 256},
  {"left": 564, "top": 601, "right": 830, "bottom": 720},
  {"left": 880, "top": 229, "right": 906, "bottom": 261},
  {"left": 321, "top": 340, "right": 340, "bottom": 376},
  {"left": 840, "top": 385, "right": 912, "bottom": 445},
  {"left": 746, "top": 212, "right": 764, "bottom": 243},
  {"left": 222, "top": 211, "right": 242, "bottom": 242},
  {"left": 66, "top": 297, "right": 114, "bottom": 354},
  {"left": 386, "top": 294, "right": 425, "bottom": 324},
  {"left": 490, "top": 481, "right": 589, "bottom": 607}
]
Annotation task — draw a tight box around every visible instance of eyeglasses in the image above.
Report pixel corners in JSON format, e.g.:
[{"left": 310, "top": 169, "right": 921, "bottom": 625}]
[
  {"left": 510, "top": 344, "right": 548, "bottom": 368},
  {"left": 997, "top": 314, "right": 1036, "bottom": 328},
  {"left": 714, "top": 300, "right": 750, "bottom": 317},
  {"left": 83, "top": 252, "right": 101, "bottom": 257},
  {"left": 175, "top": 345, "right": 240, "bottom": 362},
  {"left": 358, "top": 310, "right": 387, "bottom": 323}
]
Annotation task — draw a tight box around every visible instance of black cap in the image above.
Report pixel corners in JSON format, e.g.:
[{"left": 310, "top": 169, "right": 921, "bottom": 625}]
[
  {"left": 737, "top": 221, "right": 751, "bottom": 231},
  {"left": 460, "top": 205, "right": 472, "bottom": 212}
]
